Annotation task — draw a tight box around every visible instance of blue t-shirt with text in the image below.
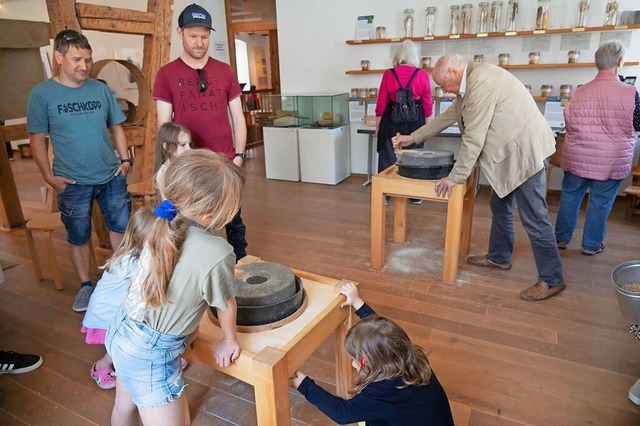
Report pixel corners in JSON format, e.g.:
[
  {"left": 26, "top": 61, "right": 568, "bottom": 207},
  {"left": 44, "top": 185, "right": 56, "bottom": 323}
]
[{"left": 27, "top": 78, "right": 126, "bottom": 185}]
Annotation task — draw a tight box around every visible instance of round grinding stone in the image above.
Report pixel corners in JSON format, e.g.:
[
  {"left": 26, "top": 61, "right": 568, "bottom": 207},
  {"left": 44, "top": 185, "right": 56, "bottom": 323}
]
[{"left": 235, "top": 262, "right": 297, "bottom": 306}]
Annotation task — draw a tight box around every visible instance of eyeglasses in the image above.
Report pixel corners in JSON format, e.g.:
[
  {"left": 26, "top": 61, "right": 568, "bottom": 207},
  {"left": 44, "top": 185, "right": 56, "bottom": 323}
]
[{"left": 197, "top": 69, "right": 207, "bottom": 93}]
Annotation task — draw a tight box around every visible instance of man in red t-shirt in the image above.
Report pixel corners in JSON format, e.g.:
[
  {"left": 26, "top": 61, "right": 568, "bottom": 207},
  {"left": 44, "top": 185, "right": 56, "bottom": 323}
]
[{"left": 154, "top": 3, "right": 247, "bottom": 260}]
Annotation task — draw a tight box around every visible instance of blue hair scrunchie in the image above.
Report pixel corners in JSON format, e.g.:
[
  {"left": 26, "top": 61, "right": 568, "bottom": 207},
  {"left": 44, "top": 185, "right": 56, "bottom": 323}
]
[{"left": 155, "top": 199, "right": 178, "bottom": 221}]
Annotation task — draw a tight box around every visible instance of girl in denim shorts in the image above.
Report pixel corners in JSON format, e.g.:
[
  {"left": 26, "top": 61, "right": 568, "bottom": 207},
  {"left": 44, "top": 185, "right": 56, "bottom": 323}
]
[{"left": 106, "top": 150, "right": 244, "bottom": 425}]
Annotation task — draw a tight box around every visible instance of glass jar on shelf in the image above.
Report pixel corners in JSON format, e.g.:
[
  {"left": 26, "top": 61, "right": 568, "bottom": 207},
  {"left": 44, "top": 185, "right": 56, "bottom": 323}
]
[
  {"left": 461, "top": 4, "right": 473, "bottom": 34},
  {"left": 350, "top": 88, "right": 359, "bottom": 98},
  {"left": 425, "top": 7, "right": 437, "bottom": 36},
  {"left": 368, "top": 88, "right": 378, "bottom": 98},
  {"left": 360, "top": 60, "right": 370, "bottom": 71},
  {"left": 506, "top": 0, "right": 519, "bottom": 32},
  {"left": 560, "top": 84, "right": 572, "bottom": 98},
  {"left": 604, "top": 1, "right": 619, "bottom": 26},
  {"left": 474, "top": 54, "right": 484, "bottom": 64},
  {"left": 477, "top": 2, "right": 490, "bottom": 33},
  {"left": 449, "top": 5, "right": 461, "bottom": 35},
  {"left": 375, "top": 26, "right": 387, "bottom": 39},
  {"left": 536, "top": 0, "right": 551, "bottom": 30},
  {"left": 576, "top": 0, "right": 589, "bottom": 28},
  {"left": 490, "top": 1, "right": 503, "bottom": 32},
  {"left": 422, "top": 56, "right": 432, "bottom": 69},
  {"left": 568, "top": 50, "right": 580, "bottom": 63},
  {"left": 358, "top": 88, "right": 368, "bottom": 99},
  {"left": 403, "top": 8, "right": 415, "bottom": 38},
  {"left": 541, "top": 84, "right": 553, "bottom": 97},
  {"left": 529, "top": 51, "right": 540, "bottom": 64},
  {"left": 498, "top": 53, "right": 510, "bottom": 66}
]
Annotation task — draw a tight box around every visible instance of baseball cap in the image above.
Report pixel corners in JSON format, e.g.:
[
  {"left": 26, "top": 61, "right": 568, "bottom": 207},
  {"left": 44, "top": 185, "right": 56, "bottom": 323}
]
[{"left": 178, "top": 4, "right": 215, "bottom": 31}]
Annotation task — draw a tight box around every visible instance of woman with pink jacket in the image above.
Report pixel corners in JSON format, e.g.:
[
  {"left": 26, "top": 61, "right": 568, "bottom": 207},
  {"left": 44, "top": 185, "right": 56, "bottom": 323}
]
[{"left": 555, "top": 40, "right": 640, "bottom": 256}]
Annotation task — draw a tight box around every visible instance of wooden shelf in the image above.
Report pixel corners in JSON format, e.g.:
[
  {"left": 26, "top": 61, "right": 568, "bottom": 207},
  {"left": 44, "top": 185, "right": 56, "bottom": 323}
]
[
  {"left": 346, "top": 24, "right": 640, "bottom": 45},
  {"left": 346, "top": 62, "right": 640, "bottom": 75},
  {"left": 502, "top": 61, "right": 640, "bottom": 69}
]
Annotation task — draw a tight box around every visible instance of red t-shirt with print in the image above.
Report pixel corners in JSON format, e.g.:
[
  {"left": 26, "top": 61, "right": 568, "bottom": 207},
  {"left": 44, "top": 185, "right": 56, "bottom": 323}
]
[{"left": 153, "top": 57, "right": 242, "bottom": 159}]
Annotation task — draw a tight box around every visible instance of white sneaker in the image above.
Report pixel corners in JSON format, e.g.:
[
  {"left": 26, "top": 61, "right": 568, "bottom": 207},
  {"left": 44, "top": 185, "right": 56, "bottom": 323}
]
[
  {"left": 73, "top": 286, "right": 93, "bottom": 312},
  {"left": 629, "top": 379, "right": 640, "bottom": 406}
]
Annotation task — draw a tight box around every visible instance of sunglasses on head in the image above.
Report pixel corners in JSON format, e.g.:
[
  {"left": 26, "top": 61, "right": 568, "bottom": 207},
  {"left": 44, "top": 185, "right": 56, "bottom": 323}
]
[
  {"left": 62, "top": 32, "right": 82, "bottom": 41},
  {"left": 197, "top": 69, "right": 207, "bottom": 93}
]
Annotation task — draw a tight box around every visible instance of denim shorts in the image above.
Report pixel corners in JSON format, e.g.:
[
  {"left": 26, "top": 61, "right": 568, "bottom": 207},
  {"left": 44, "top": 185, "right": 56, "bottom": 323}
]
[
  {"left": 105, "top": 308, "right": 187, "bottom": 408},
  {"left": 57, "top": 174, "right": 131, "bottom": 245}
]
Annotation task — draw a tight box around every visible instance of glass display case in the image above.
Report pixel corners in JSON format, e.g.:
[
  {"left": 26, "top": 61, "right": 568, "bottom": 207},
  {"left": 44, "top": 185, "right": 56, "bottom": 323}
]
[
  {"left": 298, "top": 93, "right": 350, "bottom": 129},
  {"left": 261, "top": 94, "right": 308, "bottom": 127}
]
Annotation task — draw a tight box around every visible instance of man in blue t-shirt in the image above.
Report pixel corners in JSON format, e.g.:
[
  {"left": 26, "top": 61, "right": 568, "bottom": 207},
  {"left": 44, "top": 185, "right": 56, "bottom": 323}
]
[{"left": 27, "top": 30, "right": 131, "bottom": 312}]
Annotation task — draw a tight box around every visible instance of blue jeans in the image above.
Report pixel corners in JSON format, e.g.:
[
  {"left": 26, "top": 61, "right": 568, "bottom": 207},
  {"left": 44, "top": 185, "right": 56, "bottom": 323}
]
[
  {"left": 555, "top": 171, "right": 622, "bottom": 252},
  {"left": 488, "top": 166, "right": 564, "bottom": 286},
  {"left": 57, "top": 174, "right": 131, "bottom": 245},
  {"left": 106, "top": 308, "right": 187, "bottom": 408}
]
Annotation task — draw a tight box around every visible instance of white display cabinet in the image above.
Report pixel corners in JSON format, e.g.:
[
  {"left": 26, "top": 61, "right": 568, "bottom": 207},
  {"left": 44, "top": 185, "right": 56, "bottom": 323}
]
[
  {"left": 263, "top": 126, "right": 300, "bottom": 181},
  {"left": 298, "top": 124, "right": 351, "bottom": 185}
]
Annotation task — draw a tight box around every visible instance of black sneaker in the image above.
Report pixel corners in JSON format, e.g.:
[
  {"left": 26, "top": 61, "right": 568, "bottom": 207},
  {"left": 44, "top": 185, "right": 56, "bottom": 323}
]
[{"left": 0, "top": 351, "right": 43, "bottom": 374}]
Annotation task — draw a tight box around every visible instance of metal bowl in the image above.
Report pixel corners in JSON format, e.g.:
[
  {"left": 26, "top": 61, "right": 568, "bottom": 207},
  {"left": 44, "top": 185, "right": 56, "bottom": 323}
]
[{"left": 611, "top": 260, "right": 640, "bottom": 323}]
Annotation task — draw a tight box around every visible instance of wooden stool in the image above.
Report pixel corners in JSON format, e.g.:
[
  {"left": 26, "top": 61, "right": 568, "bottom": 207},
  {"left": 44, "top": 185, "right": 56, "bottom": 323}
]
[
  {"left": 128, "top": 179, "right": 156, "bottom": 212},
  {"left": 25, "top": 212, "right": 98, "bottom": 290}
]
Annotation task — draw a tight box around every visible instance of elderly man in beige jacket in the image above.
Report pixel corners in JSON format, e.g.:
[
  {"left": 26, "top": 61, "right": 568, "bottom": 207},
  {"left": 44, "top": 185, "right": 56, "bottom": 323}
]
[{"left": 394, "top": 54, "right": 565, "bottom": 301}]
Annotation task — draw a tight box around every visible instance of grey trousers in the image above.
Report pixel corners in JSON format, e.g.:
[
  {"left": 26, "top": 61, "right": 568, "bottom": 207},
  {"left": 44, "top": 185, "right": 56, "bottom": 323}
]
[{"left": 487, "top": 165, "right": 564, "bottom": 286}]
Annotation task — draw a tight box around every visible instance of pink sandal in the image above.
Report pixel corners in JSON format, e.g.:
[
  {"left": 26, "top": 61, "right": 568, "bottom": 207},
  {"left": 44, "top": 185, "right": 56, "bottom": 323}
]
[{"left": 90, "top": 362, "right": 116, "bottom": 390}]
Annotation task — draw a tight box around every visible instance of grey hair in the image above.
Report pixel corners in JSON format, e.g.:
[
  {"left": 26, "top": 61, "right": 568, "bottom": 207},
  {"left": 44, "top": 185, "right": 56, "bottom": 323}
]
[
  {"left": 433, "top": 54, "right": 467, "bottom": 80},
  {"left": 393, "top": 40, "right": 420, "bottom": 67},
  {"left": 595, "top": 41, "right": 625, "bottom": 70}
]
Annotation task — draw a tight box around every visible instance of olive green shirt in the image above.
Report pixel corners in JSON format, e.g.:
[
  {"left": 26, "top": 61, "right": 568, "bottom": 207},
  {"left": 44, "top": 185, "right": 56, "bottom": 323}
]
[{"left": 125, "top": 226, "right": 237, "bottom": 336}]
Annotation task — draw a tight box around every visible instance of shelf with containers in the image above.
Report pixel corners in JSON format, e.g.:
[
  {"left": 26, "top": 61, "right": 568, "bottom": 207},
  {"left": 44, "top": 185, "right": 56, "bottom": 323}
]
[{"left": 344, "top": 22, "right": 640, "bottom": 76}]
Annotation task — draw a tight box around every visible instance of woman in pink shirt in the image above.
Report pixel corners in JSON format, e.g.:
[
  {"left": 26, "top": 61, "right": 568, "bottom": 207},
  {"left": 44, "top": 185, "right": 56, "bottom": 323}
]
[{"left": 376, "top": 41, "right": 433, "bottom": 188}]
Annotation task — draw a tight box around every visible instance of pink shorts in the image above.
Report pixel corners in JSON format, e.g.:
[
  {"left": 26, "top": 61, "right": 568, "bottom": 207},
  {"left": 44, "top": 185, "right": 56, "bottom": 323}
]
[{"left": 81, "top": 326, "right": 107, "bottom": 345}]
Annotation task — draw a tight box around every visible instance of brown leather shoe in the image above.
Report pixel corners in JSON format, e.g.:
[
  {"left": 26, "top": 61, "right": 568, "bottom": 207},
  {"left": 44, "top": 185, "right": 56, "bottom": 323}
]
[
  {"left": 520, "top": 281, "right": 566, "bottom": 301},
  {"left": 467, "top": 254, "right": 511, "bottom": 270}
]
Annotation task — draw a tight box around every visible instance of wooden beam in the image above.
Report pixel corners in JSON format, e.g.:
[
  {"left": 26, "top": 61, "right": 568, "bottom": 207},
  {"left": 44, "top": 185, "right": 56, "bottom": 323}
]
[
  {"left": 231, "top": 20, "right": 277, "bottom": 33},
  {"left": 0, "top": 125, "right": 25, "bottom": 229},
  {"left": 79, "top": 18, "right": 155, "bottom": 35},
  {"left": 225, "top": 0, "right": 237, "bottom": 72},
  {"left": 76, "top": 3, "right": 155, "bottom": 22},
  {"left": 268, "top": 30, "right": 280, "bottom": 94}
]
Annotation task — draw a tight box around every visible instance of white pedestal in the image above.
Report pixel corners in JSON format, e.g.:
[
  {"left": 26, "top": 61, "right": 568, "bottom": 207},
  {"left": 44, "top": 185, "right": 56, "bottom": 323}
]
[
  {"left": 298, "top": 125, "right": 351, "bottom": 185},
  {"left": 263, "top": 127, "right": 300, "bottom": 181}
]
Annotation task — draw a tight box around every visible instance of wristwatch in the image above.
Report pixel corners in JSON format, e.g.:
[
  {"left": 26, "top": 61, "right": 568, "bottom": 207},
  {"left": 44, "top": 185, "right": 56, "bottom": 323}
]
[
  {"left": 121, "top": 158, "right": 133, "bottom": 165},
  {"left": 234, "top": 152, "right": 247, "bottom": 160}
]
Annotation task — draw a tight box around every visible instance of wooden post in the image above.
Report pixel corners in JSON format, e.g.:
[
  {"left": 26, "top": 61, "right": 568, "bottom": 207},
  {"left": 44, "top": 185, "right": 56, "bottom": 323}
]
[
  {"left": 370, "top": 173, "right": 386, "bottom": 270},
  {"left": 252, "top": 347, "right": 290, "bottom": 426},
  {"left": 334, "top": 309, "right": 353, "bottom": 398},
  {"left": 443, "top": 185, "right": 464, "bottom": 284},
  {"left": 0, "top": 125, "right": 25, "bottom": 229}
]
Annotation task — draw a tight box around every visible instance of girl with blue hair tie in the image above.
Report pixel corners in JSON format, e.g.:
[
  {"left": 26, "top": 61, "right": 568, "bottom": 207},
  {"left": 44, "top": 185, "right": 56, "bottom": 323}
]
[{"left": 106, "top": 149, "right": 244, "bottom": 425}]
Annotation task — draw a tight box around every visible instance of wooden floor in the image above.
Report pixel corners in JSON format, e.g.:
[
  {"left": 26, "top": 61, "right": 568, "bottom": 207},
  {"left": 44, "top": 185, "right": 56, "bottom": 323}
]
[{"left": 1, "top": 147, "right": 640, "bottom": 425}]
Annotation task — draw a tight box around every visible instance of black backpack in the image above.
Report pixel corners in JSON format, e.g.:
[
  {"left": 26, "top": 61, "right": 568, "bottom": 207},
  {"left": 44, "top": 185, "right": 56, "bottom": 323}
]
[{"left": 389, "top": 68, "right": 422, "bottom": 124}]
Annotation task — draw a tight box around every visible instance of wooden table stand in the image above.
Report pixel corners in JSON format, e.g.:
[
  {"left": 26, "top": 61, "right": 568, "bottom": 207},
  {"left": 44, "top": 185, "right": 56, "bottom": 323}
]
[
  {"left": 186, "top": 262, "right": 354, "bottom": 426},
  {"left": 371, "top": 166, "right": 478, "bottom": 284}
]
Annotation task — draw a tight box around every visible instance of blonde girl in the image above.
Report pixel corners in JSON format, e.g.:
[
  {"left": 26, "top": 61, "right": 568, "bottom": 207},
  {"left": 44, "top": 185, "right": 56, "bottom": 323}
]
[
  {"left": 290, "top": 283, "right": 454, "bottom": 426},
  {"left": 106, "top": 150, "right": 244, "bottom": 426},
  {"left": 155, "top": 122, "right": 192, "bottom": 189},
  {"left": 81, "top": 208, "right": 150, "bottom": 389}
]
